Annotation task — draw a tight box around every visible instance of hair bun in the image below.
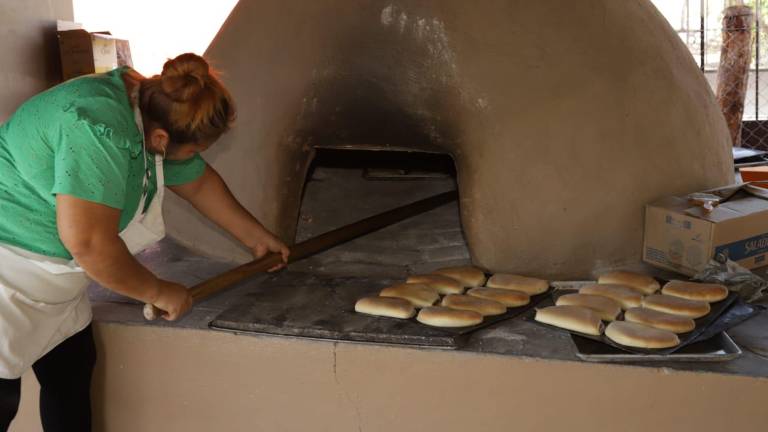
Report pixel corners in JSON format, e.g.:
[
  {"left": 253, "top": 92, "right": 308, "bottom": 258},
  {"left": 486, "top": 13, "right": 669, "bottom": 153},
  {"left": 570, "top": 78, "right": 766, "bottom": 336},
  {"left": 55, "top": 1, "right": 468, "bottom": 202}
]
[{"left": 160, "top": 53, "right": 210, "bottom": 102}]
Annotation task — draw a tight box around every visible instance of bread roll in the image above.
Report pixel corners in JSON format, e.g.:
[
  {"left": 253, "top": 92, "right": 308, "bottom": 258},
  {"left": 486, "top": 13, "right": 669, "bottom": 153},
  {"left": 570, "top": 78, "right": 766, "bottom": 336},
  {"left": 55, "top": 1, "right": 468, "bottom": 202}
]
[
  {"left": 406, "top": 274, "right": 464, "bottom": 295},
  {"left": 624, "top": 307, "right": 696, "bottom": 334},
  {"left": 355, "top": 297, "right": 415, "bottom": 319},
  {"left": 417, "top": 306, "right": 483, "bottom": 327},
  {"left": 554, "top": 293, "right": 621, "bottom": 321},
  {"left": 661, "top": 280, "right": 729, "bottom": 303},
  {"left": 431, "top": 266, "right": 487, "bottom": 287},
  {"left": 534, "top": 305, "right": 604, "bottom": 335},
  {"left": 485, "top": 273, "right": 549, "bottom": 295},
  {"left": 598, "top": 271, "right": 660, "bottom": 295},
  {"left": 604, "top": 321, "right": 680, "bottom": 349},
  {"left": 466, "top": 287, "right": 530, "bottom": 307},
  {"left": 379, "top": 283, "right": 439, "bottom": 308},
  {"left": 642, "top": 295, "right": 711, "bottom": 319},
  {"left": 441, "top": 294, "right": 507, "bottom": 316},
  {"left": 578, "top": 284, "right": 642, "bottom": 310}
]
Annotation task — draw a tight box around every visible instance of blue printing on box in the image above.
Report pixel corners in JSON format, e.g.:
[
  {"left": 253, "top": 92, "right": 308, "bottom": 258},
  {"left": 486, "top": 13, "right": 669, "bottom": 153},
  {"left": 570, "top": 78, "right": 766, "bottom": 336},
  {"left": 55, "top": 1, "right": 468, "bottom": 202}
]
[{"left": 714, "top": 232, "right": 768, "bottom": 261}]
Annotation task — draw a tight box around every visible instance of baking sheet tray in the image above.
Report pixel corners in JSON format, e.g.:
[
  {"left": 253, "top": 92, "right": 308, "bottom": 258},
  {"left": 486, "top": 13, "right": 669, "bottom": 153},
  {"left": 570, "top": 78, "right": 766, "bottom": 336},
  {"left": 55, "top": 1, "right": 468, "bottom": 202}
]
[
  {"left": 694, "top": 299, "right": 766, "bottom": 342},
  {"left": 209, "top": 271, "right": 549, "bottom": 349},
  {"left": 528, "top": 290, "right": 739, "bottom": 355},
  {"left": 431, "top": 289, "right": 551, "bottom": 336},
  {"left": 572, "top": 331, "right": 742, "bottom": 362}
]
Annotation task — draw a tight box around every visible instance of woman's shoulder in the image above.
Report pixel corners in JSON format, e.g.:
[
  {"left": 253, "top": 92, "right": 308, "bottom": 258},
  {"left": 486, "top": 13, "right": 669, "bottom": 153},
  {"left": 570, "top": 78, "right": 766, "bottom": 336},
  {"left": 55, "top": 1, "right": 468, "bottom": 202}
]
[
  {"left": 58, "top": 69, "right": 132, "bottom": 118},
  {"left": 22, "top": 68, "right": 128, "bottom": 122},
  {"left": 43, "top": 69, "right": 142, "bottom": 154}
]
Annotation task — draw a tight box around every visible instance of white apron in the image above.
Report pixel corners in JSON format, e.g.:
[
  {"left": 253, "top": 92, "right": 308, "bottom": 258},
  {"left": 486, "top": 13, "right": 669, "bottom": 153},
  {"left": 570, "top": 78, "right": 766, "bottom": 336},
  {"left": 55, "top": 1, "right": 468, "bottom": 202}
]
[{"left": 0, "top": 92, "right": 166, "bottom": 379}]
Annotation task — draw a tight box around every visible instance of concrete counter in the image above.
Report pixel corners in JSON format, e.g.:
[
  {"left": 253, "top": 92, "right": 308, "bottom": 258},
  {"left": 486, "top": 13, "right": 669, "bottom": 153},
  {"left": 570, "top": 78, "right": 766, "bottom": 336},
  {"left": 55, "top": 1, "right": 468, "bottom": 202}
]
[
  {"left": 11, "top": 238, "right": 768, "bottom": 431},
  {"left": 13, "top": 315, "right": 768, "bottom": 432}
]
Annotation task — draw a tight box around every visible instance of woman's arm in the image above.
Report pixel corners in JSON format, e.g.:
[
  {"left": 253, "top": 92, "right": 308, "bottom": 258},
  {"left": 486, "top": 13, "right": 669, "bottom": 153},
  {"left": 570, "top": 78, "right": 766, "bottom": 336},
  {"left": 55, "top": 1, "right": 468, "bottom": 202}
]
[
  {"left": 168, "top": 164, "right": 289, "bottom": 270},
  {"left": 56, "top": 194, "right": 192, "bottom": 320}
]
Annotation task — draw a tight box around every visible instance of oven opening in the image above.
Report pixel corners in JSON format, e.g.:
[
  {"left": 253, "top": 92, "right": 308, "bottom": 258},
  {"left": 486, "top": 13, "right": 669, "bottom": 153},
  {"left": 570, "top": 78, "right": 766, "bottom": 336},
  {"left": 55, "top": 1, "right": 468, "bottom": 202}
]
[{"left": 291, "top": 147, "right": 468, "bottom": 277}]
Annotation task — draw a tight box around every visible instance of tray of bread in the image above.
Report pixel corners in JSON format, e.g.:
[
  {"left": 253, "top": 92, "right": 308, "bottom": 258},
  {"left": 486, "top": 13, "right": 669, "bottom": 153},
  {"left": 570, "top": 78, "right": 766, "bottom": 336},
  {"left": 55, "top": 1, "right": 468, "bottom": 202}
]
[
  {"left": 210, "top": 268, "right": 555, "bottom": 349},
  {"left": 527, "top": 270, "right": 742, "bottom": 355},
  {"left": 571, "top": 331, "right": 742, "bottom": 362},
  {"left": 354, "top": 265, "right": 552, "bottom": 336}
]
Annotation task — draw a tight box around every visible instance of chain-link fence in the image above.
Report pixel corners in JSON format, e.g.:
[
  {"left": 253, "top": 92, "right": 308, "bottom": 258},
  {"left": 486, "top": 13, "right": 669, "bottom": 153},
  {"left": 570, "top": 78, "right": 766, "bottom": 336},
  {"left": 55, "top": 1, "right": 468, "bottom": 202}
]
[{"left": 653, "top": 0, "right": 768, "bottom": 150}]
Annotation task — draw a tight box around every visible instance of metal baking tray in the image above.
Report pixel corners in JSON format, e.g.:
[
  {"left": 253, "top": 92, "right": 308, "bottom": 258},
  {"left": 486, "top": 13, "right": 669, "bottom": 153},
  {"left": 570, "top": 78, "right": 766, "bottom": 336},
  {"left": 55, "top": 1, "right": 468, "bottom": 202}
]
[
  {"left": 398, "top": 288, "right": 554, "bottom": 337},
  {"left": 335, "top": 278, "right": 556, "bottom": 339},
  {"left": 383, "top": 274, "right": 556, "bottom": 336},
  {"left": 209, "top": 272, "right": 553, "bottom": 349},
  {"left": 544, "top": 287, "right": 739, "bottom": 355},
  {"left": 572, "top": 331, "right": 742, "bottom": 362}
]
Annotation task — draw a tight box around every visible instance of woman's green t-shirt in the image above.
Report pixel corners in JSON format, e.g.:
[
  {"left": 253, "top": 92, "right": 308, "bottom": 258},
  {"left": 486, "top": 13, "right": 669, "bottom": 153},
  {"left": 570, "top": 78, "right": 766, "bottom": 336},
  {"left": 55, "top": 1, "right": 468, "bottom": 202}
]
[{"left": 0, "top": 67, "right": 206, "bottom": 259}]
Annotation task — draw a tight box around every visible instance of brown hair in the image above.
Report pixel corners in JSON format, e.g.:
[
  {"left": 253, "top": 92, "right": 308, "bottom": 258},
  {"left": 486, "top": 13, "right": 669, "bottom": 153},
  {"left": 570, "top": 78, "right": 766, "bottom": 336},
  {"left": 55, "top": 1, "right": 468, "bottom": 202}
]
[{"left": 139, "top": 53, "right": 235, "bottom": 145}]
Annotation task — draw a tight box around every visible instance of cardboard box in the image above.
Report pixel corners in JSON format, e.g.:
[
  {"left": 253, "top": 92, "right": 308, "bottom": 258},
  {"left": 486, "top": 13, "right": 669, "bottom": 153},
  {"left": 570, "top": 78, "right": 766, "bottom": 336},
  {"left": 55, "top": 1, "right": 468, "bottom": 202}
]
[
  {"left": 739, "top": 166, "right": 768, "bottom": 188},
  {"left": 643, "top": 183, "right": 768, "bottom": 276},
  {"left": 57, "top": 21, "right": 133, "bottom": 81}
]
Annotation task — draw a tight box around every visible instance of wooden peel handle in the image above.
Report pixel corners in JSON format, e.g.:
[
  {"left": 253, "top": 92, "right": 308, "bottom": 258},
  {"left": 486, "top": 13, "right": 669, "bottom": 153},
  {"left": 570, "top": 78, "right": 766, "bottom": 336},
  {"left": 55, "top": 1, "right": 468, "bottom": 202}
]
[
  {"left": 142, "top": 252, "right": 285, "bottom": 320},
  {"left": 143, "top": 303, "right": 161, "bottom": 321},
  {"left": 143, "top": 190, "right": 458, "bottom": 321}
]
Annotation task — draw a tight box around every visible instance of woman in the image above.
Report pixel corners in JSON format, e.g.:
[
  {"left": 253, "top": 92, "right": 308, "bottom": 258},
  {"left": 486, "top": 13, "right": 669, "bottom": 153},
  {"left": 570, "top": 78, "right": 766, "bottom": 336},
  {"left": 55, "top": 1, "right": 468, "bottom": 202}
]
[{"left": 0, "top": 53, "right": 289, "bottom": 431}]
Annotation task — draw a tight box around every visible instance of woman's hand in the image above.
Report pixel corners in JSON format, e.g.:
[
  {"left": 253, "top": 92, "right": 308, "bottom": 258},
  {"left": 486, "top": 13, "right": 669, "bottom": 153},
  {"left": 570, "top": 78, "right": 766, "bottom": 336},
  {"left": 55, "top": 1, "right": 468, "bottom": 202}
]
[
  {"left": 57, "top": 194, "right": 192, "bottom": 319},
  {"left": 246, "top": 228, "right": 290, "bottom": 271},
  {"left": 167, "top": 165, "right": 290, "bottom": 271},
  {"left": 151, "top": 279, "right": 193, "bottom": 321}
]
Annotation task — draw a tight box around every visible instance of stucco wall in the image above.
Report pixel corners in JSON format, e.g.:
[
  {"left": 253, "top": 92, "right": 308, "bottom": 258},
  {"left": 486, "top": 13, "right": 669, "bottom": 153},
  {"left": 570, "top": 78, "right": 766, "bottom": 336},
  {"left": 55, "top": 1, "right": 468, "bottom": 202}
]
[
  {"left": 0, "top": 0, "right": 73, "bottom": 122},
  {"left": 12, "top": 323, "right": 768, "bottom": 431}
]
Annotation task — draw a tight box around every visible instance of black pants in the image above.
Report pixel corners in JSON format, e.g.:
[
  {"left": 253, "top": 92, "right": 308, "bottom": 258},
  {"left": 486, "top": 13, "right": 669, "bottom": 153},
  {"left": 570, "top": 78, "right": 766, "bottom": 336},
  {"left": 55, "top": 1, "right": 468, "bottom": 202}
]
[{"left": 0, "top": 324, "right": 95, "bottom": 432}]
